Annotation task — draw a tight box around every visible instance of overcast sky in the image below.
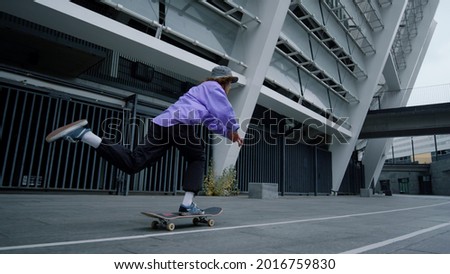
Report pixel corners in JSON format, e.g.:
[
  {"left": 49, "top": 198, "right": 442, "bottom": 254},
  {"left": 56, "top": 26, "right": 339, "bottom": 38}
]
[{"left": 409, "top": 0, "right": 450, "bottom": 106}]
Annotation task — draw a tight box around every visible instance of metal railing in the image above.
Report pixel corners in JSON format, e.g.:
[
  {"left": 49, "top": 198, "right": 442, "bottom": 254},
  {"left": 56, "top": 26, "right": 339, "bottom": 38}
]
[
  {"left": 390, "top": 0, "right": 429, "bottom": 71},
  {"left": 321, "top": 0, "right": 376, "bottom": 55},
  {"left": 353, "top": 0, "right": 385, "bottom": 31},
  {"left": 98, "top": 0, "right": 248, "bottom": 68},
  {"left": 198, "top": 0, "right": 261, "bottom": 29},
  {"left": 275, "top": 34, "right": 359, "bottom": 104}
]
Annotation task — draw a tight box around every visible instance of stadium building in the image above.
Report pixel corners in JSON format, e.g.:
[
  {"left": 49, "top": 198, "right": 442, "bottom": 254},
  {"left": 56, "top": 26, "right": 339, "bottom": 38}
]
[{"left": 0, "top": 0, "right": 440, "bottom": 195}]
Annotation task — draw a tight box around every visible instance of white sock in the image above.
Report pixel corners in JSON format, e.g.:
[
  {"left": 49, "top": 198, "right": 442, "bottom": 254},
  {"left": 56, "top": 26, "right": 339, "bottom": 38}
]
[
  {"left": 182, "top": 192, "right": 195, "bottom": 207},
  {"left": 81, "top": 131, "right": 102, "bottom": 149}
]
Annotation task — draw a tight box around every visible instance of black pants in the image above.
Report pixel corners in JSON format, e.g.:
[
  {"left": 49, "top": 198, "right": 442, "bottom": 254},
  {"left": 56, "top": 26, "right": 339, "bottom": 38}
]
[{"left": 96, "top": 122, "right": 206, "bottom": 194}]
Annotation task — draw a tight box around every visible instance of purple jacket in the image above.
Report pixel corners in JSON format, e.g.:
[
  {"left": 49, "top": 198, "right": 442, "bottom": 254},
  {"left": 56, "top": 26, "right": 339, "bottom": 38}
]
[{"left": 152, "top": 81, "right": 239, "bottom": 138}]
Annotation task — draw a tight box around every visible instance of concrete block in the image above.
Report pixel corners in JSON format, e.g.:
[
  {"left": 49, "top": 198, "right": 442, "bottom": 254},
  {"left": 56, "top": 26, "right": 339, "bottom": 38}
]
[
  {"left": 360, "top": 188, "right": 373, "bottom": 197},
  {"left": 248, "top": 183, "right": 278, "bottom": 199}
]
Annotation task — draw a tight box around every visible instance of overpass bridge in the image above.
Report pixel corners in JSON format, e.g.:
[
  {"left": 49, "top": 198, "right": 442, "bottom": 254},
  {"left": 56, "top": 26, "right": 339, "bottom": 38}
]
[{"left": 360, "top": 102, "right": 450, "bottom": 139}]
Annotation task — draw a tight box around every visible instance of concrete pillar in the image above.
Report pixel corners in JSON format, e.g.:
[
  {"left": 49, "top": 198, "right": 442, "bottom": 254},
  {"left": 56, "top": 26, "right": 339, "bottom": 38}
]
[
  {"left": 213, "top": 0, "right": 290, "bottom": 176},
  {"left": 363, "top": 1, "right": 439, "bottom": 188},
  {"left": 329, "top": 0, "right": 408, "bottom": 191}
]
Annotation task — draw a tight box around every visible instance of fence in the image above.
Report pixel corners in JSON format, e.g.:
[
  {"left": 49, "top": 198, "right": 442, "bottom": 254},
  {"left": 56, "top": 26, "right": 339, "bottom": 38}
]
[
  {"left": 1, "top": 81, "right": 337, "bottom": 195},
  {"left": 237, "top": 126, "right": 333, "bottom": 195},
  {"left": 0, "top": 82, "right": 211, "bottom": 194}
]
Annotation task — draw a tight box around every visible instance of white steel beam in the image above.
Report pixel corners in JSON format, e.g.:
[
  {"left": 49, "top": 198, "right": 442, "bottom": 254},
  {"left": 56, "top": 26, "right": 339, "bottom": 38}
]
[
  {"left": 362, "top": 1, "right": 439, "bottom": 188},
  {"left": 212, "top": 0, "right": 291, "bottom": 177},
  {"left": 329, "top": 0, "right": 408, "bottom": 192}
]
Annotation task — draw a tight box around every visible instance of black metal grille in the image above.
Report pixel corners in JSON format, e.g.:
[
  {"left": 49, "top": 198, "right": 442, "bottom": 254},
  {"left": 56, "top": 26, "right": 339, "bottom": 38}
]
[
  {"left": 0, "top": 82, "right": 211, "bottom": 194},
  {"left": 236, "top": 125, "right": 333, "bottom": 195}
]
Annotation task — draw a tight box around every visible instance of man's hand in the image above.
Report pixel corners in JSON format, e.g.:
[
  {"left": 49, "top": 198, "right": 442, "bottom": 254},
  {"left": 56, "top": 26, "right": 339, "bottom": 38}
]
[{"left": 228, "top": 131, "right": 243, "bottom": 147}]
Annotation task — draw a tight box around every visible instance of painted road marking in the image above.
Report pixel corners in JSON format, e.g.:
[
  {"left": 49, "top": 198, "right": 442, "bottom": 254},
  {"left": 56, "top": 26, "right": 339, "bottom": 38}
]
[
  {"left": 341, "top": 222, "right": 450, "bottom": 254},
  {"left": 1, "top": 201, "right": 449, "bottom": 252}
]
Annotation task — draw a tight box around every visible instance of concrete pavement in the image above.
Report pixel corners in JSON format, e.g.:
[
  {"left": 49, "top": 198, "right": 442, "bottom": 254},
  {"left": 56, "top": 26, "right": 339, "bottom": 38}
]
[{"left": 0, "top": 193, "right": 449, "bottom": 254}]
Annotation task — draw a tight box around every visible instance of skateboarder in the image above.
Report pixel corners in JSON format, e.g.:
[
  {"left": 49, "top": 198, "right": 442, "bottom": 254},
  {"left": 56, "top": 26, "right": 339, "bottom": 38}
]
[{"left": 46, "top": 66, "right": 243, "bottom": 215}]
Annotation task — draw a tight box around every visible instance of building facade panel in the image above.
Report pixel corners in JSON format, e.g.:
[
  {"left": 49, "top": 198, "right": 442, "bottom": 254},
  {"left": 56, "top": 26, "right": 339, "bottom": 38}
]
[{"left": 0, "top": 0, "right": 440, "bottom": 195}]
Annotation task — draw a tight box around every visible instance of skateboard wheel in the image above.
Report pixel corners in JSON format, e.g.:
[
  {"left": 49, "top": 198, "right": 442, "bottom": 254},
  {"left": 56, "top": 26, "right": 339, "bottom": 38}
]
[
  {"left": 166, "top": 222, "right": 175, "bottom": 231},
  {"left": 151, "top": 221, "right": 159, "bottom": 229},
  {"left": 207, "top": 219, "right": 215, "bottom": 227},
  {"left": 192, "top": 217, "right": 200, "bottom": 226}
]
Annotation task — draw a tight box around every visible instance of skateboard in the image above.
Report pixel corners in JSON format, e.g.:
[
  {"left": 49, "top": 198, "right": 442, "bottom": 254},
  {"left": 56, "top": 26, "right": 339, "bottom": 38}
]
[{"left": 141, "top": 207, "right": 223, "bottom": 231}]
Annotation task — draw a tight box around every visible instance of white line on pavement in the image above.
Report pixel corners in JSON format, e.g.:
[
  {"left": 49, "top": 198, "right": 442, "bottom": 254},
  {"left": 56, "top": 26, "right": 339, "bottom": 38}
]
[{"left": 1, "top": 201, "right": 449, "bottom": 252}]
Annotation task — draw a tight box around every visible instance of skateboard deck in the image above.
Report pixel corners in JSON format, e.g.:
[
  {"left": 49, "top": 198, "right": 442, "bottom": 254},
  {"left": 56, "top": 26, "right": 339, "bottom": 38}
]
[{"left": 141, "top": 207, "right": 222, "bottom": 231}]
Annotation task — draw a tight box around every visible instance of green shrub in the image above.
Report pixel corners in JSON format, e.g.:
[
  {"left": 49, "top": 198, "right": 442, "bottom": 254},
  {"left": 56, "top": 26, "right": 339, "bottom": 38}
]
[{"left": 203, "top": 161, "right": 239, "bottom": 196}]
